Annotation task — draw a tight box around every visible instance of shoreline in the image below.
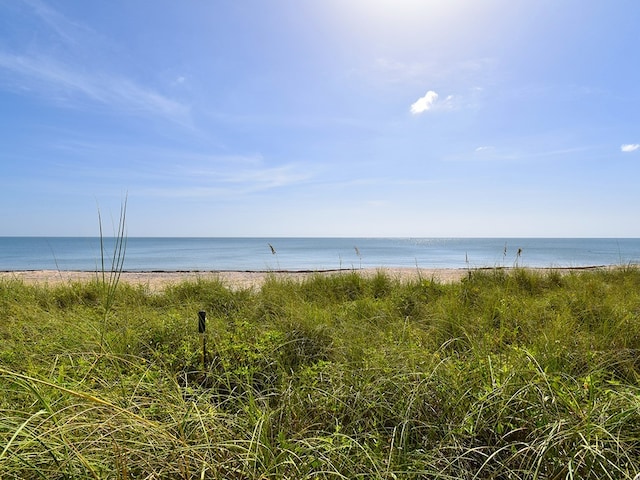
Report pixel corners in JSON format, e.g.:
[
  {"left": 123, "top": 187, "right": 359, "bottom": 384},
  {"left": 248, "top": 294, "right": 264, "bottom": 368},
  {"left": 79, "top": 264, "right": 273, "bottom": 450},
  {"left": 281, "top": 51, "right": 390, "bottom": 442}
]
[{"left": 0, "top": 265, "right": 620, "bottom": 291}]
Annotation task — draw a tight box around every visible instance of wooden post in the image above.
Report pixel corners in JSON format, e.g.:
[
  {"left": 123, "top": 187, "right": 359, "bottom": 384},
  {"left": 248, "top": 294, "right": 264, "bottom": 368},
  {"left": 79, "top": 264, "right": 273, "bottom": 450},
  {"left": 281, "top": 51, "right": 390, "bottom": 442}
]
[{"left": 198, "top": 310, "right": 207, "bottom": 368}]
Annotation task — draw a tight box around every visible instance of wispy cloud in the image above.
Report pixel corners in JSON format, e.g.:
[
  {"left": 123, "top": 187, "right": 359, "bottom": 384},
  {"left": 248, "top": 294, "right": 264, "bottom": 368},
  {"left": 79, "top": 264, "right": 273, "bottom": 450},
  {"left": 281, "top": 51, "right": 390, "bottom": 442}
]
[
  {"left": 222, "top": 165, "right": 311, "bottom": 189},
  {"left": 371, "top": 58, "right": 432, "bottom": 84},
  {"left": 44, "top": 141, "right": 315, "bottom": 197},
  {"left": 621, "top": 144, "right": 640, "bottom": 153},
  {"left": 366, "top": 56, "right": 498, "bottom": 88},
  {"left": 177, "top": 161, "right": 314, "bottom": 194},
  {"left": 19, "top": 0, "right": 91, "bottom": 46},
  {"left": 475, "top": 146, "right": 494, "bottom": 152},
  {"left": 410, "top": 90, "right": 456, "bottom": 114},
  {"left": 135, "top": 162, "right": 313, "bottom": 199},
  {"left": 0, "top": 52, "right": 191, "bottom": 125},
  {"left": 0, "top": 1, "right": 190, "bottom": 126}
]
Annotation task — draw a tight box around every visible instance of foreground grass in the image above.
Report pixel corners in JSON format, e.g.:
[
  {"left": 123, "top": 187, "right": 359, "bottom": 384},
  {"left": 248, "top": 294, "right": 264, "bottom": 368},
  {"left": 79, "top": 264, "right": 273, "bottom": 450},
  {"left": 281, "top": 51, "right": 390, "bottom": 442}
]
[{"left": 1, "top": 268, "right": 640, "bottom": 479}]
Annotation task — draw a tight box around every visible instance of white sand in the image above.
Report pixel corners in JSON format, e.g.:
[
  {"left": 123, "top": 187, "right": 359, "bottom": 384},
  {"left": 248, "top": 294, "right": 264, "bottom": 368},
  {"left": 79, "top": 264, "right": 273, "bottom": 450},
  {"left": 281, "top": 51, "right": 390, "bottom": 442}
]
[
  {"left": 0, "top": 266, "right": 611, "bottom": 291},
  {"left": 0, "top": 268, "right": 469, "bottom": 291}
]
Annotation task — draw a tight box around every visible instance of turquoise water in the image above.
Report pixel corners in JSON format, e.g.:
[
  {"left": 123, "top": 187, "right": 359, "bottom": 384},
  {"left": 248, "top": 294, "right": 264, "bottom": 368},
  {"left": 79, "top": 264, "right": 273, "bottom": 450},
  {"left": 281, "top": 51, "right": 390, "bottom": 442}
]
[{"left": 1, "top": 237, "right": 640, "bottom": 271}]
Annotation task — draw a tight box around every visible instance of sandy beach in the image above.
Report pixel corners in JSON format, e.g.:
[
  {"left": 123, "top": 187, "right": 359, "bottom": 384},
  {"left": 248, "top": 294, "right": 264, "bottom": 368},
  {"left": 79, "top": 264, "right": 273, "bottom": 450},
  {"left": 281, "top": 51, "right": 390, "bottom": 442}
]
[
  {"left": 0, "top": 268, "right": 465, "bottom": 290},
  {"left": 0, "top": 266, "right": 612, "bottom": 291}
]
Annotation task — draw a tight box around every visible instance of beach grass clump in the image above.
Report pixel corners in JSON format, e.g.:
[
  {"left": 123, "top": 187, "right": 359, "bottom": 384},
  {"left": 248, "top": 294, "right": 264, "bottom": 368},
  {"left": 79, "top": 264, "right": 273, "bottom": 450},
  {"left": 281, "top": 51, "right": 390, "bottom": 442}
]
[{"left": 1, "top": 267, "right": 640, "bottom": 478}]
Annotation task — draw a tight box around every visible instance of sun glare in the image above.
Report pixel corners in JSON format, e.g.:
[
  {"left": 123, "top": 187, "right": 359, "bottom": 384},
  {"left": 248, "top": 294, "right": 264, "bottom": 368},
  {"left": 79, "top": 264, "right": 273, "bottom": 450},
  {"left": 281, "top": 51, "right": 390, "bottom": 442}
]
[{"left": 317, "top": 0, "right": 498, "bottom": 57}]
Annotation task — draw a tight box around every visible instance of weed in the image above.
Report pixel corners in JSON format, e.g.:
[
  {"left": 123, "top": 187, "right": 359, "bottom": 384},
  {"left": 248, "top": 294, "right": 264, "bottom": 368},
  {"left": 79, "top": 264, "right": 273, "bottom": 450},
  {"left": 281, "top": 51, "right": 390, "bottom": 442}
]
[{"left": 96, "top": 196, "right": 128, "bottom": 348}]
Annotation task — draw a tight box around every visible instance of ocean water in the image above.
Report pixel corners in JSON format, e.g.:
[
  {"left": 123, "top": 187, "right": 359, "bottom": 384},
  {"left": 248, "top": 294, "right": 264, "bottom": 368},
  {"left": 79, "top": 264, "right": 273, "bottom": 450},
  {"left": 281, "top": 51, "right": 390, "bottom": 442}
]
[{"left": 2, "top": 237, "right": 640, "bottom": 272}]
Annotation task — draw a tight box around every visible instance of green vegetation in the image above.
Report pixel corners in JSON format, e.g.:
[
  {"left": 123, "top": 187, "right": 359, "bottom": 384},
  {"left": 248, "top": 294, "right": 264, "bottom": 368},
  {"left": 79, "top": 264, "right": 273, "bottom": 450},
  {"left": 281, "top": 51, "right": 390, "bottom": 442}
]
[{"left": 1, "top": 268, "right": 640, "bottom": 478}]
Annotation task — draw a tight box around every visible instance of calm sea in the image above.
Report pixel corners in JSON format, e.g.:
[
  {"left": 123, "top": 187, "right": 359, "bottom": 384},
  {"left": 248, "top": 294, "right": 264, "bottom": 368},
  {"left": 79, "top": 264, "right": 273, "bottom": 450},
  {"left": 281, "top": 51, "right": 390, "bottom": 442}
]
[{"left": 1, "top": 237, "right": 640, "bottom": 272}]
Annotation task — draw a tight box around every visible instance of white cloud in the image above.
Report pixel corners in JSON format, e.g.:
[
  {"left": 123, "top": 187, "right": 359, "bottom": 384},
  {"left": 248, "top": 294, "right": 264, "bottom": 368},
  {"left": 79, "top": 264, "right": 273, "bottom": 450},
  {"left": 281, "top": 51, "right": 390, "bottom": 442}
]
[
  {"left": 410, "top": 90, "right": 458, "bottom": 114},
  {"left": 475, "top": 146, "right": 494, "bottom": 152},
  {"left": 411, "top": 90, "right": 438, "bottom": 115},
  {"left": 410, "top": 90, "right": 439, "bottom": 114},
  {"left": 621, "top": 144, "right": 640, "bottom": 153}
]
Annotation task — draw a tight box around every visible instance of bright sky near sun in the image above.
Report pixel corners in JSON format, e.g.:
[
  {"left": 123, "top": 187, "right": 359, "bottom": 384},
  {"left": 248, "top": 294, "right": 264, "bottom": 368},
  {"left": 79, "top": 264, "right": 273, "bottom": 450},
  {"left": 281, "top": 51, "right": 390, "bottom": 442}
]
[{"left": 1, "top": 0, "right": 639, "bottom": 237}]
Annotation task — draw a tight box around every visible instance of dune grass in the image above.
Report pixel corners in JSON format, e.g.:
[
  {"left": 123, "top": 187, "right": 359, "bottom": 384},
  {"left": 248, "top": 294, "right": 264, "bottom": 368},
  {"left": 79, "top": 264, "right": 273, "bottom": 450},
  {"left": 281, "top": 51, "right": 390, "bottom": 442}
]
[{"left": 1, "top": 267, "right": 640, "bottom": 478}]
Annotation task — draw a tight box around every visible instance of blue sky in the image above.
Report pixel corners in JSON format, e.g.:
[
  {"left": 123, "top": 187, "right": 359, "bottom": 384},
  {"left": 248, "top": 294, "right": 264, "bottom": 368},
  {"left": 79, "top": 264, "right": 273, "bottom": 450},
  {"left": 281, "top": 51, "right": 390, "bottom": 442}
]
[{"left": 1, "top": 0, "right": 639, "bottom": 237}]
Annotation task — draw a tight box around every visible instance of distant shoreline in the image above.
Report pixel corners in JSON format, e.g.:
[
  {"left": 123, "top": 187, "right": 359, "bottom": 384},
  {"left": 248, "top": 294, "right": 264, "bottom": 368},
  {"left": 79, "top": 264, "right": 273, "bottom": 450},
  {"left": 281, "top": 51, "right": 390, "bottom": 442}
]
[{"left": 0, "top": 265, "right": 625, "bottom": 291}]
